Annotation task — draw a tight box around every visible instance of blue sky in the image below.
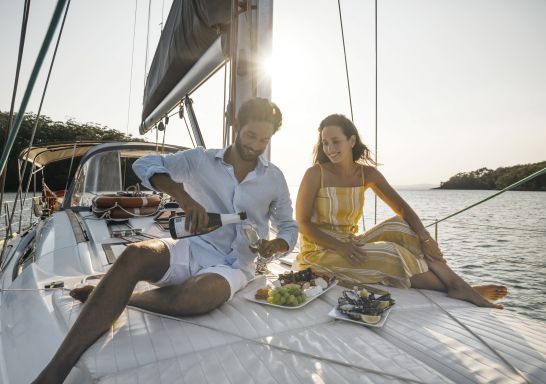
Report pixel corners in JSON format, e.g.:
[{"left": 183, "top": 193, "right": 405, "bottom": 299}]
[{"left": 1, "top": 0, "right": 545, "bottom": 186}]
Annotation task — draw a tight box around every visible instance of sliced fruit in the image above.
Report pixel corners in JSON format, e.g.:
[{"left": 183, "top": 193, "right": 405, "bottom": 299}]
[
  {"left": 359, "top": 288, "right": 369, "bottom": 298},
  {"left": 377, "top": 300, "right": 391, "bottom": 310},
  {"left": 360, "top": 314, "right": 381, "bottom": 324}
]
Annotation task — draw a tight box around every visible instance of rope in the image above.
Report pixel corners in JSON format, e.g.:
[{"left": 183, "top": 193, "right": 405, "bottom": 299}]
[
  {"left": 125, "top": 0, "right": 138, "bottom": 134},
  {"left": 0, "top": 0, "right": 69, "bottom": 176},
  {"left": 337, "top": 0, "right": 353, "bottom": 121},
  {"left": 91, "top": 202, "right": 160, "bottom": 219},
  {"left": 416, "top": 289, "right": 529, "bottom": 383}
]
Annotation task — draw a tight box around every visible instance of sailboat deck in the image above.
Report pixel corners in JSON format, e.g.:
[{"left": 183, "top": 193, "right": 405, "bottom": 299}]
[{"left": 51, "top": 274, "right": 545, "bottom": 383}]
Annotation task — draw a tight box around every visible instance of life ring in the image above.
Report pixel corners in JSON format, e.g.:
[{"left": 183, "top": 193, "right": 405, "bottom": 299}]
[
  {"left": 42, "top": 189, "right": 66, "bottom": 212},
  {"left": 92, "top": 194, "right": 161, "bottom": 209},
  {"left": 92, "top": 205, "right": 159, "bottom": 219}
]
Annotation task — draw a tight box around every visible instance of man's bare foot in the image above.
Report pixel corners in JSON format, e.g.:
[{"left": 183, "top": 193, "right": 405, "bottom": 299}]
[
  {"left": 448, "top": 282, "right": 503, "bottom": 309},
  {"left": 472, "top": 284, "right": 508, "bottom": 301},
  {"left": 69, "top": 285, "right": 95, "bottom": 303}
]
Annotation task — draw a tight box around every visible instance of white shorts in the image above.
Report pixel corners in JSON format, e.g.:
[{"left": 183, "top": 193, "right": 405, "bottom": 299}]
[{"left": 155, "top": 238, "right": 248, "bottom": 300}]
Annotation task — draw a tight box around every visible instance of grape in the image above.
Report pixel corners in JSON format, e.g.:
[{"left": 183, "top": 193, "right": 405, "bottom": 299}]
[{"left": 267, "top": 285, "right": 307, "bottom": 306}]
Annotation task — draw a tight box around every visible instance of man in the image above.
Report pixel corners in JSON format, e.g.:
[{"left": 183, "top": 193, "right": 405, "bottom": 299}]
[{"left": 33, "top": 98, "right": 298, "bottom": 383}]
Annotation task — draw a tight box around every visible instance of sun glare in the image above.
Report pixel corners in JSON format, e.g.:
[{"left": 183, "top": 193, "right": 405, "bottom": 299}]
[{"left": 260, "top": 55, "right": 276, "bottom": 78}]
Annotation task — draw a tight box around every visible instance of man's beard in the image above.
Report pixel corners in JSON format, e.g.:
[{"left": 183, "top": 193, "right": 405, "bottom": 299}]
[{"left": 234, "top": 137, "right": 262, "bottom": 162}]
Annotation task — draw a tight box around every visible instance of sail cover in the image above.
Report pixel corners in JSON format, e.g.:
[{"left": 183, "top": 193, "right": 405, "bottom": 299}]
[{"left": 142, "top": 0, "right": 231, "bottom": 121}]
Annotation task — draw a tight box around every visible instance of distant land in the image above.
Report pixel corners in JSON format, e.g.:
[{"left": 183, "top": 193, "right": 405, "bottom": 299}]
[
  {"left": 394, "top": 184, "right": 438, "bottom": 190},
  {"left": 437, "top": 161, "right": 546, "bottom": 191}
]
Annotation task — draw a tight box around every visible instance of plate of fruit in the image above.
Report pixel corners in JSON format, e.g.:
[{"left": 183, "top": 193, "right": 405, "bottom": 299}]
[
  {"left": 328, "top": 285, "right": 395, "bottom": 327},
  {"left": 247, "top": 268, "right": 337, "bottom": 309}
]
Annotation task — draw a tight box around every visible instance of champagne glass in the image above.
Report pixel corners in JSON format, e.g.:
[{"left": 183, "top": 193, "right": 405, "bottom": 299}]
[{"left": 241, "top": 221, "right": 282, "bottom": 274}]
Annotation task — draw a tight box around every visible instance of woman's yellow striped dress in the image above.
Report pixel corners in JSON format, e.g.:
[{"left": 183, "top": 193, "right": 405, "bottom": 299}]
[{"left": 296, "top": 173, "right": 429, "bottom": 288}]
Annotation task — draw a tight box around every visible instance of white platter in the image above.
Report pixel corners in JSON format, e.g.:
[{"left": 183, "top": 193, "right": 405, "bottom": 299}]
[
  {"left": 245, "top": 278, "right": 338, "bottom": 309},
  {"left": 328, "top": 306, "right": 393, "bottom": 328}
]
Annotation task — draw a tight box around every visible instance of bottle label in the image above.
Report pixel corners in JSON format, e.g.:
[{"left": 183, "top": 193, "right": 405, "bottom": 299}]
[
  {"left": 169, "top": 212, "right": 246, "bottom": 239},
  {"left": 172, "top": 217, "right": 192, "bottom": 238}
]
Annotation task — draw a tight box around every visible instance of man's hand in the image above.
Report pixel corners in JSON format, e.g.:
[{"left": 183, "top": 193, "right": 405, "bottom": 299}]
[
  {"left": 149, "top": 174, "right": 209, "bottom": 234},
  {"left": 175, "top": 193, "right": 208, "bottom": 234},
  {"left": 254, "top": 238, "right": 289, "bottom": 260}
]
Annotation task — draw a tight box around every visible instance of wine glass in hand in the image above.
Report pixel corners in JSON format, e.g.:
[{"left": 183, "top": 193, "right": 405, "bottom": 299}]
[{"left": 241, "top": 221, "right": 267, "bottom": 263}]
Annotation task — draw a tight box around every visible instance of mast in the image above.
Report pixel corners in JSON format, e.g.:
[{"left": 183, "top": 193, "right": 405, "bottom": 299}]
[
  {"left": 139, "top": 0, "right": 274, "bottom": 158},
  {"left": 230, "top": 0, "right": 273, "bottom": 155}
]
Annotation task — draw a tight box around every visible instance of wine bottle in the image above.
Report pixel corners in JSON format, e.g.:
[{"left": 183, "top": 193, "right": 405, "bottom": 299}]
[{"left": 169, "top": 212, "right": 247, "bottom": 239}]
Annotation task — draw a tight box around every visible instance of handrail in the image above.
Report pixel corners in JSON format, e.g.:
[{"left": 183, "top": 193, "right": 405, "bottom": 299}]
[
  {"left": 425, "top": 167, "right": 546, "bottom": 239},
  {"left": 1, "top": 201, "right": 35, "bottom": 238}
]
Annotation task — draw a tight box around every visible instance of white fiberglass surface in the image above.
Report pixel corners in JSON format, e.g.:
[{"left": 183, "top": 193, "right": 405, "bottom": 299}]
[{"left": 44, "top": 276, "right": 546, "bottom": 383}]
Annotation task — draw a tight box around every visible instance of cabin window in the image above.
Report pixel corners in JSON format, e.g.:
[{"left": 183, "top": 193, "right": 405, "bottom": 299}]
[{"left": 70, "top": 149, "right": 157, "bottom": 208}]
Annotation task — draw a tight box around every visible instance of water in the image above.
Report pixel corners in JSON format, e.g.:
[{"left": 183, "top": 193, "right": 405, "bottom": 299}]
[
  {"left": 0, "top": 193, "right": 35, "bottom": 237},
  {"left": 2, "top": 190, "right": 545, "bottom": 322}
]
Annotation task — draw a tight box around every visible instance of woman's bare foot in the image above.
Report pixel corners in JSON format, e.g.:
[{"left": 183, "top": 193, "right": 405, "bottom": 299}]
[
  {"left": 472, "top": 284, "right": 507, "bottom": 301},
  {"left": 69, "top": 285, "right": 95, "bottom": 303},
  {"left": 448, "top": 282, "right": 503, "bottom": 309}
]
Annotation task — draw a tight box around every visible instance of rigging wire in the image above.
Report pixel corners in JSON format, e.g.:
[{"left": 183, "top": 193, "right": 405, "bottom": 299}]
[
  {"left": 182, "top": 115, "right": 196, "bottom": 148},
  {"left": 337, "top": 0, "right": 364, "bottom": 230},
  {"left": 0, "top": 0, "right": 31, "bottom": 219},
  {"left": 6, "top": 0, "right": 72, "bottom": 239},
  {"left": 143, "top": 0, "right": 152, "bottom": 91},
  {"left": 125, "top": 0, "right": 138, "bottom": 134},
  {"left": 160, "top": 0, "right": 165, "bottom": 32},
  {"left": 222, "top": 63, "right": 229, "bottom": 147},
  {"left": 374, "top": 0, "right": 378, "bottom": 224},
  {"left": 63, "top": 141, "right": 77, "bottom": 194},
  {"left": 228, "top": 0, "right": 239, "bottom": 144},
  {"left": 337, "top": 0, "right": 369, "bottom": 232},
  {"left": 337, "top": 0, "right": 354, "bottom": 121},
  {"left": 0, "top": 0, "right": 69, "bottom": 177}
]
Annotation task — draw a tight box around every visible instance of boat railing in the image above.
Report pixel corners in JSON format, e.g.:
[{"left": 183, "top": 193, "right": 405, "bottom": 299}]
[
  {"left": 425, "top": 167, "right": 546, "bottom": 239},
  {"left": 1, "top": 199, "right": 37, "bottom": 240}
]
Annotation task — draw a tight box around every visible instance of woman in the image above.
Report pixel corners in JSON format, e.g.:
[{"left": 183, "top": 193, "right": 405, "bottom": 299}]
[{"left": 295, "top": 114, "right": 507, "bottom": 308}]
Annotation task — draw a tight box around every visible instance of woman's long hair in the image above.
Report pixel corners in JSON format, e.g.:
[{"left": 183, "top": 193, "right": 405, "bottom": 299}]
[{"left": 313, "top": 114, "right": 376, "bottom": 165}]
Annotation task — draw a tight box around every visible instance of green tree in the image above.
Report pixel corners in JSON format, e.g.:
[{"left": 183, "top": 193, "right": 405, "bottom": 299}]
[
  {"left": 0, "top": 111, "right": 140, "bottom": 191},
  {"left": 440, "top": 162, "right": 546, "bottom": 191}
]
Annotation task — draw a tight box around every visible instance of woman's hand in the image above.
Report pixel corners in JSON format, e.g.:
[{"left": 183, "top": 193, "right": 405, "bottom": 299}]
[
  {"left": 421, "top": 236, "right": 446, "bottom": 263},
  {"left": 336, "top": 239, "right": 367, "bottom": 265}
]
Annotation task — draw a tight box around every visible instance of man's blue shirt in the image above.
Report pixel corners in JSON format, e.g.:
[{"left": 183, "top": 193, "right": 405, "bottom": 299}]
[{"left": 133, "top": 146, "right": 298, "bottom": 279}]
